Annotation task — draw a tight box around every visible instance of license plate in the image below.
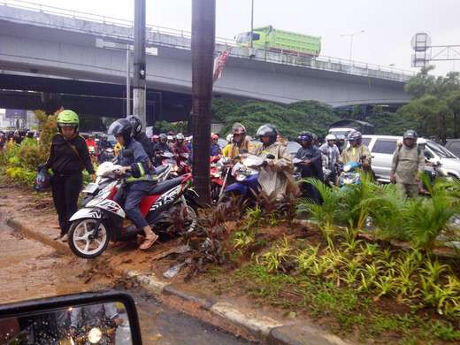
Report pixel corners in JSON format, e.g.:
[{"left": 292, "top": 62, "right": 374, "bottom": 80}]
[{"left": 82, "top": 183, "right": 98, "bottom": 194}]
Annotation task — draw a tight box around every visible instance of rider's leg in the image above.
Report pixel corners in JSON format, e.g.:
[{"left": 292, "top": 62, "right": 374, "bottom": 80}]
[{"left": 124, "top": 187, "right": 158, "bottom": 250}]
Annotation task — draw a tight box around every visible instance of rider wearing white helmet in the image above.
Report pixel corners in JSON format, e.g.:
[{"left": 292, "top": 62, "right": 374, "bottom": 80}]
[{"left": 319, "top": 133, "right": 340, "bottom": 184}]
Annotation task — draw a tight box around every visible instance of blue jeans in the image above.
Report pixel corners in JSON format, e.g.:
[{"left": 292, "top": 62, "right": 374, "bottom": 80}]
[{"left": 115, "top": 182, "right": 155, "bottom": 229}]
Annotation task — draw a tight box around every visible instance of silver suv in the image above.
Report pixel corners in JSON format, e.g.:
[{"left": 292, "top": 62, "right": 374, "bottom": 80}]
[{"left": 362, "top": 135, "right": 460, "bottom": 182}]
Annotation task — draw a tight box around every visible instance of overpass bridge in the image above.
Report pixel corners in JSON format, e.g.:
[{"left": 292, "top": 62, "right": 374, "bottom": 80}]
[{"left": 0, "top": 0, "right": 412, "bottom": 120}]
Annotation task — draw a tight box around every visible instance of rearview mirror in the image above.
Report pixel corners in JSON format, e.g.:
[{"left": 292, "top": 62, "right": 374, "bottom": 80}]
[{"left": 0, "top": 291, "right": 142, "bottom": 345}]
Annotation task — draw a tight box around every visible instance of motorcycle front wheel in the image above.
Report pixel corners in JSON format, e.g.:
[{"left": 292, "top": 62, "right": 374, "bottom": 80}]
[{"left": 68, "top": 219, "right": 110, "bottom": 259}]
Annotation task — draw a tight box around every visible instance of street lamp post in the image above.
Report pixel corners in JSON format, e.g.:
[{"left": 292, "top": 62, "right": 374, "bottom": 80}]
[
  {"left": 126, "top": 45, "right": 131, "bottom": 117},
  {"left": 341, "top": 30, "right": 364, "bottom": 62}
]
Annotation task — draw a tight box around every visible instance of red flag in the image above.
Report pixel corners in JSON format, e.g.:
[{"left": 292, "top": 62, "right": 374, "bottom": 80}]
[{"left": 213, "top": 49, "right": 230, "bottom": 82}]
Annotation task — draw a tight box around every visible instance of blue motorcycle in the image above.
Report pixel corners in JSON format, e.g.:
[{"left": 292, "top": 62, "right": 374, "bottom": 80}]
[
  {"left": 218, "top": 154, "right": 273, "bottom": 203},
  {"left": 338, "top": 161, "right": 362, "bottom": 187}
]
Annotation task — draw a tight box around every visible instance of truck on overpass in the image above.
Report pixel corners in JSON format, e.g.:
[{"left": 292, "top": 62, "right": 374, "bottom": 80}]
[{"left": 236, "top": 25, "right": 321, "bottom": 57}]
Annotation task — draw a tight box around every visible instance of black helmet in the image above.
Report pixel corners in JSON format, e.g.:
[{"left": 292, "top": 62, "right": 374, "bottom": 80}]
[
  {"left": 298, "top": 132, "right": 313, "bottom": 142},
  {"left": 403, "top": 130, "right": 418, "bottom": 140},
  {"left": 347, "top": 130, "right": 362, "bottom": 143},
  {"left": 256, "top": 124, "right": 278, "bottom": 145},
  {"left": 127, "top": 115, "right": 142, "bottom": 136},
  {"left": 108, "top": 118, "right": 133, "bottom": 144}
]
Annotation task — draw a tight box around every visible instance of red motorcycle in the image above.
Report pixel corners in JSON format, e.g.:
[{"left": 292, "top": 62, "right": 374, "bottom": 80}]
[{"left": 68, "top": 162, "right": 199, "bottom": 259}]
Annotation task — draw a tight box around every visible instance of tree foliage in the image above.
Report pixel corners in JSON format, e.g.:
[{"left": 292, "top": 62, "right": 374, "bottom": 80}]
[{"left": 400, "top": 66, "right": 460, "bottom": 142}]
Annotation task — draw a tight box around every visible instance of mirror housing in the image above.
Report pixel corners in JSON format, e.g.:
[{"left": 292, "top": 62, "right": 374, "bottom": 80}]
[{"left": 0, "top": 291, "right": 142, "bottom": 345}]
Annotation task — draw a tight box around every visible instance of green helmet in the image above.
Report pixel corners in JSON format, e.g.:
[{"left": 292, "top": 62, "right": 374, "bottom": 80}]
[{"left": 57, "top": 110, "right": 79, "bottom": 128}]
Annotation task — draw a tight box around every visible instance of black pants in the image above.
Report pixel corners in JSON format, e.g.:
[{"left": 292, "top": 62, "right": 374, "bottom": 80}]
[{"left": 51, "top": 173, "right": 83, "bottom": 235}]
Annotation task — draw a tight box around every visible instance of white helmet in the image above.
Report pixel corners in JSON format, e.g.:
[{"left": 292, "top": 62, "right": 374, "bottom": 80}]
[
  {"left": 167, "top": 135, "right": 173, "bottom": 141},
  {"left": 325, "top": 134, "right": 337, "bottom": 141},
  {"left": 417, "top": 138, "right": 427, "bottom": 145},
  {"left": 176, "top": 133, "right": 185, "bottom": 140},
  {"left": 226, "top": 133, "right": 233, "bottom": 142}
]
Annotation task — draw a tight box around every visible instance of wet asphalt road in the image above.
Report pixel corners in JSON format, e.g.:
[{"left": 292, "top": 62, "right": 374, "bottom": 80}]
[{"left": 0, "top": 219, "right": 252, "bottom": 345}]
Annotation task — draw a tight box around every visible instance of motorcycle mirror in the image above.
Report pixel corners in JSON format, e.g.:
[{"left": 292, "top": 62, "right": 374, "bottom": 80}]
[
  {"left": 266, "top": 154, "right": 275, "bottom": 159},
  {"left": 0, "top": 291, "right": 142, "bottom": 344}
]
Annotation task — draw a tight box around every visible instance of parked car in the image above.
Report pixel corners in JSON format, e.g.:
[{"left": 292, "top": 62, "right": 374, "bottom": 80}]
[
  {"left": 362, "top": 135, "right": 460, "bottom": 182},
  {"left": 445, "top": 139, "right": 460, "bottom": 158}
]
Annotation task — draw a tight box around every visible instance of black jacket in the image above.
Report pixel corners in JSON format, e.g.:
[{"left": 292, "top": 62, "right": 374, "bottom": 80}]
[
  {"left": 134, "top": 132, "right": 155, "bottom": 163},
  {"left": 45, "top": 134, "right": 95, "bottom": 175}
]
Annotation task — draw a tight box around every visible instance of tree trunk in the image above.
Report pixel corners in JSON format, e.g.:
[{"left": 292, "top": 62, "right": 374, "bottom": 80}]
[{"left": 191, "top": 0, "right": 215, "bottom": 204}]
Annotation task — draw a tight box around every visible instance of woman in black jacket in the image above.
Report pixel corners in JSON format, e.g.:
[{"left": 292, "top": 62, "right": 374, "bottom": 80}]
[{"left": 43, "top": 110, "right": 95, "bottom": 241}]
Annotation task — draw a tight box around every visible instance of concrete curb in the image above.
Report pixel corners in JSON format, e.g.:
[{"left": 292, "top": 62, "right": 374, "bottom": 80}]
[{"left": 3, "top": 213, "right": 356, "bottom": 345}]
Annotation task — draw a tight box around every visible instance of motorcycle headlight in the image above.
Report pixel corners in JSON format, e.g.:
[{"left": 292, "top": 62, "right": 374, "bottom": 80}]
[{"left": 88, "top": 327, "right": 102, "bottom": 344}]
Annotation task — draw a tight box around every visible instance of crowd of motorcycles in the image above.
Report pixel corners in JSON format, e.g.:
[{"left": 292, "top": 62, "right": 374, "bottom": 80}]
[{"left": 68, "top": 142, "right": 372, "bottom": 259}]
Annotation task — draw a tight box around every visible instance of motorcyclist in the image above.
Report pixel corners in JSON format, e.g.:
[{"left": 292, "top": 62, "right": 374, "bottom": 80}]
[
  {"left": 127, "top": 115, "right": 156, "bottom": 165},
  {"left": 20, "top": 131, "right": 36, "bottom": 146},
  {"left": 13, "top": 130, "right": 23, "bottom": 145},
  {"left": 390, "top": 130, "right": 425, "bottom": 198},
  {"left": 108, "top": 118, "right": 159, "bottom": 250},
  {"left": 172, "top": 133, "right": 190, "bottom": 155},
  {"left": 336, "top": 134, "right": 346, "bottom": 153},
  {"left": 210, "top": 133, "right": 222, "bottom": 157},
  {"left": 157, "top": 133, "right": 170, "bottom": 152},
  {"left": 340, "top": 130, "right": 371, "bottom": 169},
  {"left": 97, "top": 135, "right": 113, "bottom": 163},
  {"left": 222, "top": 123, "right": 253, "bottom": 160},
  {"left": 85, "top": 134, "right": 97, "bottom": 153},
  {"left": 253, "top": 124, "right": 294, "bottom": 202},
  {"left": 295, "top": 132, "right": 323, "bottom": 202},
  {"left": 319, "top": 134, "right": 340, "bottom": 185},
  {"left": 42, "top": 110, "right": 95, "bottom": 242},
  {"left": 0, "top": 131, "right": 5, "bottom": 152}
]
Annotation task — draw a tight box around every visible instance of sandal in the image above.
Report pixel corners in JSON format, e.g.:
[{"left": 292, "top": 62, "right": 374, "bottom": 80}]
[{"left": 139, "top": 233, "right": 158, "bottom": 250}]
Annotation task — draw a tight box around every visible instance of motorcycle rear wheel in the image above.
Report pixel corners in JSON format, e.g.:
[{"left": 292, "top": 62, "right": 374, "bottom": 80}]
[{"left": 68, "top": 218, "right": 110, "bottom": 259}]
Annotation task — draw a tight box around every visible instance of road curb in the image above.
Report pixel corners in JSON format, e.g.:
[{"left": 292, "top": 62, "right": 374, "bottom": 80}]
[
  {"left": 3, "top": 213, "right": 357, "bottom": 345},
  {"left": 5, "top": 217, "right": 68, "bottom": 255}
]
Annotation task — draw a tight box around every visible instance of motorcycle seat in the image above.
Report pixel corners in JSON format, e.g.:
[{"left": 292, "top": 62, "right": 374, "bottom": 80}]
[
  {"left": 152, "top": 165, "right": 168, "bottom": 175},
  {"left": 149, "top": 176, "right": 184, "bottom": 195}
]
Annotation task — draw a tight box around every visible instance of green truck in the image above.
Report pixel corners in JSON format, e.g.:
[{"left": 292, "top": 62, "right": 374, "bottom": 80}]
[{"left": 235, "top": 25, "right": 321, "bottom": 57}]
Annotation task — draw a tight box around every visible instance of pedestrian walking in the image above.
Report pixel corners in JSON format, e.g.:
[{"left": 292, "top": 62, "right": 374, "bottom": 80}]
[
  {"left": 42, "top": 110, "right": 95, "bottom": 241},
  {"left": 390, "top": 130, "right": 424, "bottom": 198}
]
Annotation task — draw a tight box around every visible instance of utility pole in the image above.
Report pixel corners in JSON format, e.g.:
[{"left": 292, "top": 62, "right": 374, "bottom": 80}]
[
  {"left": 133, "top": 0, "right": 146, "bottom": 126},
  {"left": 250, "top": 0, "right": 254, "bottom": 49},
  {"left": 126, "top": 45, "right": 131, "bottom": 117},
  {"left": 191, "top": 0, "right": 215, "bottom": 204}
]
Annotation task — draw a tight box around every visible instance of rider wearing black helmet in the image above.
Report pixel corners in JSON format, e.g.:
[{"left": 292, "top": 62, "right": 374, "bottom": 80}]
[
  {"left": 390, "top": 130, "right": 424, "bottom": 198},
  {"left": 295, "top": 132, "right": 323, "bottom": 202},
  {"left": 127, "top": 115, "right": 155, "bottom": 165},
  {"left": 253, "top": 124, "right": 294, "bottom": 202},
  {"left": 340, "top": 130, "right": 371, "bottom": 168},
  {"left": 108, "top": 118, "right": 159, "bottom": 250}
]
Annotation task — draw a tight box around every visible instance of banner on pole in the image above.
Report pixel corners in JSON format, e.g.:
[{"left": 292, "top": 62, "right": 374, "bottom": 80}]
[{"left": 213, "top": 48, "right": 230, "bottom": 82}]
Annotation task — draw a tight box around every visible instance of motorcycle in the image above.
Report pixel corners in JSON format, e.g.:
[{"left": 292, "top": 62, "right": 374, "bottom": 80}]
[
  {"left": 97, "top": 147, "right": 115, "bottom": 163},
  {"left": 210, "top": 156, "right": 232, "bottom": 203},
  {"left": 68, "top": 162, "right": 198, "bottom": 259},
  {"left": 80, "top": 162, "right": 172, "bottom": 207},
  {"left": 218, "top": 154, "right": 274, "bottom": 203},
  {"left": 338, "top": 161, "right": 362, "bottom": 187},
  {"left": 71, "top": 326, "right": 115, "bottom": 345}
]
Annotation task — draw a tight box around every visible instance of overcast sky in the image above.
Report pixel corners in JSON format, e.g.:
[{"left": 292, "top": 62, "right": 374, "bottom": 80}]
[{"left": 27, "top": 0, "right": 460, "bottom": 75}]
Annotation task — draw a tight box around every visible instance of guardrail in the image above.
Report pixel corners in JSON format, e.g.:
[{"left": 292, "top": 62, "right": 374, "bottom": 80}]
[{"left": 0, "top": 0, "right": 414, "bottom": 82}]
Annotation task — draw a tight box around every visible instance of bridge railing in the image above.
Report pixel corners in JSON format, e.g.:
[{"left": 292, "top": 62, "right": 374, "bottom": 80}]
[{"left": 0, "top": 0, "right": 414, "bottom": 82}]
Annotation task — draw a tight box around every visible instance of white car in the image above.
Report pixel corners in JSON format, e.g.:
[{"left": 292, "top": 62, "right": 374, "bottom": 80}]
[{"left": 362, "top": 135, "right": 460, "bottom": 182}]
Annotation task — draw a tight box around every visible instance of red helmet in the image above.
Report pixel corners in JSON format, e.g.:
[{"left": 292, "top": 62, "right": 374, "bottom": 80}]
[{"left": 211, "top": 133, "right": 219, "bottom": 140}]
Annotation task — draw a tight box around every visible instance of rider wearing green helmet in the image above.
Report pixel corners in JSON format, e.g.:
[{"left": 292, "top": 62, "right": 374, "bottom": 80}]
[{"left": 42, "top": 109, "right": 95, "bottom": 242}]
